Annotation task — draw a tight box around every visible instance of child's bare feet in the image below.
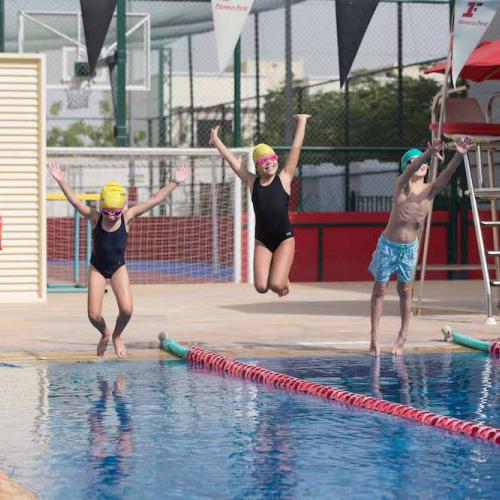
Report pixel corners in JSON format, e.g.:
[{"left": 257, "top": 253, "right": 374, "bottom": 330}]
[
  {"left": 97, "top": 334, "right": 110, "bottom": 357},
  {"left": 392, "top": 333, "right": 407, "bottom": 356},
  {"left": 369, "top": 341, "right": 380, "bottom": 357},
  {"left": 113, "top": 335, "right": 127, "bottom": 359},
  {"left": 276, "top": 280, "right": 290, "bottom": 297}
]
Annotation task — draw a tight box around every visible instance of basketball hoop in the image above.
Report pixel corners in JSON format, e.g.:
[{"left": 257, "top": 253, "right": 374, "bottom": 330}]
[{"left": 64, "top": 77, "right": 92, "bottom": 110}]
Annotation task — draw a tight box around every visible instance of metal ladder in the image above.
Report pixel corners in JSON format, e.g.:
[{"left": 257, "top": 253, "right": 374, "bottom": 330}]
[{"left": 464, "top": 149, "right": 500, "bottom": 325}]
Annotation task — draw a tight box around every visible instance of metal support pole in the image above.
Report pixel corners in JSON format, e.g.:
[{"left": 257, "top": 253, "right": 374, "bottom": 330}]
[
  {"left": 158, "top": 46, "right": 167, "bottom": 216},
  {"left": 284, "top": 0, "right": 293, "bottom": 145},
  {"left": 416, "top": 16, "right": 454, "bottom": 313},
  {"left": 188, "top": 36, "right": 195, "bottom": 146},
  {"left": 234, "top": 38, "right": 241, "bottom": 147},
  {"left": 0, "top": 0, "right": 5, "bottom": 53},
  {"left": 158, "top": 47, "right": 165, "bottom": 147},
  {"left": 116, "top": 0, "right": 128, "bottom": 146},
  {"left": 167, "top": 48, "right": 173, "bottom": 147},
  {"left": 254, "top": 13, "right": 261, "bottom": 142},
  {"left": 344, "top": 79, "right": 350, "bottom": 211},
  {"left": 397, "top": 1, "right": 404, "bottom": 145},
  {"left": 449, "top": 169, "right": 458, "bottom": 279},
  {"left": 297, "top": 86, "right": 304, "bottom": 211},
  {"left": 147, "top": 119, "right": 154, "bottom": 202},
  {"left": 233, "top": 162, "right": 242, "bottom": 284},
  {"left": 459, "top": 168, "right": 469, "bottom": 279},
  {"left": 188, "top": 35, "right": 195, "bottom": 215},
  {"left": 247, "top": 151, "right": 256, "bottom": 284},
  {"left": 211, "top": 162, "right": 220, "bottom": 278},
  {"left": 74, "top": 209, "right": 80, "bottom": 286}
]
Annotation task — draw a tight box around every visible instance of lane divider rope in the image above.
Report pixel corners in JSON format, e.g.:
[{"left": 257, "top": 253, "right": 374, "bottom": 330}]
[
  {"left": 442, "top": 326, "right": 500, "bottom": 356},
  {"left": 159, "top": 333, "right": 500, "bottom": 445}
]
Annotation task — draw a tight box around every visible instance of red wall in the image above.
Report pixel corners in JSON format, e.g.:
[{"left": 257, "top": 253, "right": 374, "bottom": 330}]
[
  {"left": 289, "top": 211, "right": 450, "bottom": 282},
  {"left": 50, "top": 210, "right": 491, "bottom": 282}
]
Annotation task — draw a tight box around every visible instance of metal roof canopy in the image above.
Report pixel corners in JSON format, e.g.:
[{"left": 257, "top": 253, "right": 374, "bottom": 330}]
[{"left": 5, "top": 0, "right": 305, "bottom": 50}]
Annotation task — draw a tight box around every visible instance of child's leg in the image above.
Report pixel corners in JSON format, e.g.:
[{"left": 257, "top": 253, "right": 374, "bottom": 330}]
[
  {"left": 88, "top": 265, "right": 112, "bottom": 357},
  {"left": 392, "top": 280, "right": 413, "bottom": 356},
  {"left": 268, "top": 238, "right": 295, "bottom": 297},
  {"left": 370, "top": 281, "right": 388, "bottom": 356},
  {"left": 109, "top": 266, "right": 133, "bottom": 359},
  {"left": 254, "top": 241, "right": 274, "bottom": 293}
]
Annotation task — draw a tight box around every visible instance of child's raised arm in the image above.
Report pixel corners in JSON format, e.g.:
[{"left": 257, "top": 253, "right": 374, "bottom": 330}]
[
  {"left": 429, "top": 137, "right": 474, "bottom": 198},
  {"left": 398, "top": 140, "right": 443, "bottom": 189},
  {"left": 126, "top": 163, "right": 190, "bottom": 221},
  {"left": 210, "top": 126, "right": 255, "bottom": 189},
  {"left": 47, "top": 161, "right": 93, "bottom": 219},
  {"left": 280, "top": 114, "right": 311, "bottom": 183}
]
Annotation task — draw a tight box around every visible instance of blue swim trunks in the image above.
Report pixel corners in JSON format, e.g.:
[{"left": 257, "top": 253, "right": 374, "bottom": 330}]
[{"left": 369, "top": 234, "right": 419, "bottom": 284}]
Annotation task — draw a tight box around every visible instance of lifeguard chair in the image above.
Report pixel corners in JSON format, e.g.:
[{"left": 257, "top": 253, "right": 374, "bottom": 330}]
[{"left": 425, "top": 92, "right": 500, "bottom": 324}]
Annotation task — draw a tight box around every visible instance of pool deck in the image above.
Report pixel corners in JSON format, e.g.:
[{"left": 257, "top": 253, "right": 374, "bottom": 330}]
[{"left": 0, "top": 280, "right": 498, "bottom": 362}]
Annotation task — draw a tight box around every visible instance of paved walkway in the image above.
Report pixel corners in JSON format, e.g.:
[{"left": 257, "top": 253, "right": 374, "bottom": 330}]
[{"left": 0, "top": 281, "right": 498, "bottom": 361}]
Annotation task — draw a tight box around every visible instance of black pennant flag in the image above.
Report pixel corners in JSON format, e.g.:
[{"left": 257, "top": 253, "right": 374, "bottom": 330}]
[
  {"left": 336, "top": 0, "right": 380, "bottom": 87},
  {"left": 80, "top": 0, "right": 118, "bottom": 76}
]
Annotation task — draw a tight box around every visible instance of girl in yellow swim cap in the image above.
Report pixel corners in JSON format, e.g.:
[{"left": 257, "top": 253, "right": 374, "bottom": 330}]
[
  {"left": 210, "top": 114, "right": 311, "bottom": 297},
  {"left": 47, "top": 160, "right": 190, "bottom": 359}
]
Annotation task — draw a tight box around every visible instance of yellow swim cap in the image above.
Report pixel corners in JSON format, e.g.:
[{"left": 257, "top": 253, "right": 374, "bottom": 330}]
[
  {"left": 100, "top": 181, "right": 126, "bottom": 209},
  {"left": 253, "top": 143, "right": 276, "bottom": 163}
]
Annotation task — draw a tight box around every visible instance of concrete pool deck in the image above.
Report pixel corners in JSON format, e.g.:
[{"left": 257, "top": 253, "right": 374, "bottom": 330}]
[{"left": 0, "top": 281, "right": 498, "bottom": 362}]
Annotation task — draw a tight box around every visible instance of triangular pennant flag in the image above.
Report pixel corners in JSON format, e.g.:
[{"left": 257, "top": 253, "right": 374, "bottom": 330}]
[
  {"left": 336, "top": 0, "right": 380, "bottom": 88},
  {"left": 80, "top": 0, "right": 118, "bottom": 76},
  {"left": 212, "top": 0, "right": 255, "bottom": 73},
  {"left": 453, "top": 0, "right": 500, "bottom": 86}
]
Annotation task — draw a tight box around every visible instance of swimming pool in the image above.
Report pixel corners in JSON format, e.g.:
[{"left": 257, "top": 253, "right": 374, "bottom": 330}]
[{"left": 0, "top": 352, "right": 498, "bottom": 499}]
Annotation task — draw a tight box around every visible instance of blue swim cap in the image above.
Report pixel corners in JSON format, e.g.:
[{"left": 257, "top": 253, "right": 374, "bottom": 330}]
[{"left": 400, "top": 148, "right": 423, "bottom": 171}]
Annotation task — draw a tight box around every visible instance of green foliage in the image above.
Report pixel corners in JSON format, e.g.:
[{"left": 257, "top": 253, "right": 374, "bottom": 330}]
[
  {"left": 49, "top": 101, "right": 63, "bottom": 117},
  {"left": 47, "top": 99, "right": 116, "bottom": 147},
  {"left": 260, "top": 73, "right": 441, "bottom": 161}
]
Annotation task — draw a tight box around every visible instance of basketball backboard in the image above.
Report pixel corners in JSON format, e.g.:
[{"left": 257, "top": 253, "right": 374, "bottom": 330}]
[{"left": 18, "top": 11, "right": 150, "bottom": 91}]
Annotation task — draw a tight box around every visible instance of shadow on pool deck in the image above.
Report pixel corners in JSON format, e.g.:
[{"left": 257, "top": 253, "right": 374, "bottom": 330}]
[
  {"left": 0, "top": 281, "right": 498, "bottom": 361},
  {"left": 221, "top": 300, "right": 481, "bottom": 317}
]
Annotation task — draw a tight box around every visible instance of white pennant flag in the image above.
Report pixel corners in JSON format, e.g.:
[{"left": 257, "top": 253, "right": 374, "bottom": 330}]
[
  {"left": 212, "top": 0, "right": 255, "bottom": 72},
  {"left": 453, "top": 1, "right": 500, "bottom": 86}
]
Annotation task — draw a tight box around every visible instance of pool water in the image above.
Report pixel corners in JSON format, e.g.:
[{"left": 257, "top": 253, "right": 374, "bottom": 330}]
[{"left": 0, "top": 353, "right": 499, "bottom": 499}]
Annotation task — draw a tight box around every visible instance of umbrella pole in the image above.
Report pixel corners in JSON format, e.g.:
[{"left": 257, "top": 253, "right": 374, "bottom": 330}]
[{"left": 416, "top": 18, "right": 454, "bottom": 315}]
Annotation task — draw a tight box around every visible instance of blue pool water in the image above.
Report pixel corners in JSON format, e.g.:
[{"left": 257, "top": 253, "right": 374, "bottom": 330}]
[{"left": 0, "top": 353, "right": 499, "bottom": 499}]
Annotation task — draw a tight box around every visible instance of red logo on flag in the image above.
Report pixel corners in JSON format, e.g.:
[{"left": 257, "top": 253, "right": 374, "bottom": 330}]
[{"left": 463, "top": 2, "right": 483, "bottom": 17}]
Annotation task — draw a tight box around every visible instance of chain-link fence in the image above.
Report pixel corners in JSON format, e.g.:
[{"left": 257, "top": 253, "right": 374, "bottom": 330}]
[{"left": 3, "top": 0, "right": 452, "bottom": 212}]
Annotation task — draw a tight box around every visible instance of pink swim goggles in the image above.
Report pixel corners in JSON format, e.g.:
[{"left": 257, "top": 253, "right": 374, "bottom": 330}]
[
  {"left": 101, "top": 206, "right": 124, "bottom": 217},
  {"left": 255, "top": 153, "right": 279, "bottom": 166}
]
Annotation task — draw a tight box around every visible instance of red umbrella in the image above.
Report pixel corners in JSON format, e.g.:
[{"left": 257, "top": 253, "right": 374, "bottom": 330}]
[{"left": 425, "top": 40, "right": 500, "bottom": 82}]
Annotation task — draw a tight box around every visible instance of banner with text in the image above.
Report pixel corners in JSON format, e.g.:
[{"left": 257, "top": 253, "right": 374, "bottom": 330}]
[
  {"left": 453, "top": 1, "right": 500, "bottom": 85},
  {"left": 212, "top": 0, "right": 255, "bottom": 72}
]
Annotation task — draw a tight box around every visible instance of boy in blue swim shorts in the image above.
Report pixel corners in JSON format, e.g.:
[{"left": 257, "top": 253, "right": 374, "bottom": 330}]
[{"left": 369, "top": 137, "right": 474, "bottom": 356}]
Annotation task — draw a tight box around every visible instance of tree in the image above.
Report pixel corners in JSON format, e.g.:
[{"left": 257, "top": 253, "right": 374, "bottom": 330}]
[
  {"left": 260, "top": 72, "right": 441, "bottom": 162},
  {"left": 47, "top": 99, "right": 147, "bottom": 147}
]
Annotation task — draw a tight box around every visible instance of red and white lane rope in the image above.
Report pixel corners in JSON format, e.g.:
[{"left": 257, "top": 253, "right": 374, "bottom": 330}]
[{"left": 186, "top": 346, "right": 500, "bottom": 445}]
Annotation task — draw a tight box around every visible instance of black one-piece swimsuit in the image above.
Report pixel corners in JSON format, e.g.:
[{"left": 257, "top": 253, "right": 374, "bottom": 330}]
[
  {"left": 251, "top": 175, "right": 294, "bottom": 252},
  {"left": 90, "top": 214, "right": 129, "bottom": 279}
]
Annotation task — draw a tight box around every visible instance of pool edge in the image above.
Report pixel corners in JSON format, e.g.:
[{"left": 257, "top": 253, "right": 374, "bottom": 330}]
[{"left": 0, "top": 471, "right": 35, "bottom": 499}]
